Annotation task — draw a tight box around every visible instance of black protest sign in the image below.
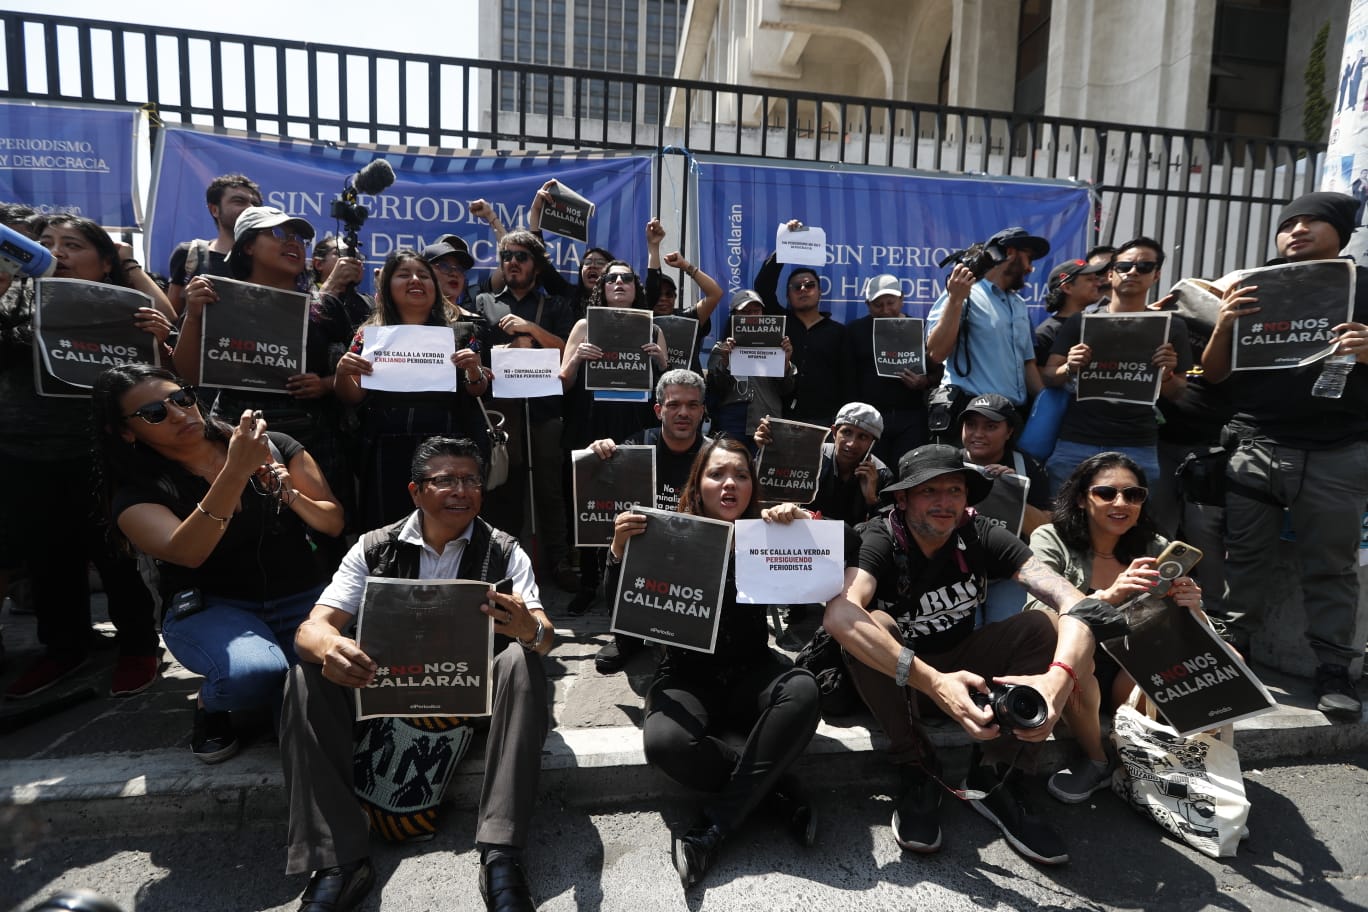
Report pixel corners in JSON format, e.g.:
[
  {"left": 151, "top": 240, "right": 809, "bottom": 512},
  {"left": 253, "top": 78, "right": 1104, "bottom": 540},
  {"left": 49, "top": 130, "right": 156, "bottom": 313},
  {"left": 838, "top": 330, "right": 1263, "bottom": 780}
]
[
  {"left": 1103, "top": 599, "right": 1275, "bottom": 737},
  {"left": 1230, "top": 259, "right": 1355, "bottom": 370},
  {"left": 538, "top": 183, "right": 595, "bottom": 242},
  {"left": 32, "top": 278, "right": 159, "bottom": 398},
  {"left": 199, "top": 276, "right": 309, "bottom": 393},
  {"left": 585, "top": 306, "right": 653, "bottom": 391},
  {"left": 611, "top": 506, "right": 733, "bottom": 653},
  {"left": 572, "top": 445, "right": 657, "bottom": 547},
  {"left": 355, "top": 578, "right": 494, "bottom": 719},
  {"left": 872, "top": 317, "right": 926, "bottom": 377},
  {"left": 1077, "top": 312, "right": 1170, "bottom": 404},
  {"left": 968, "top": 466, "right": 1029, "bottom": 538},
  {"left": 654, "top": 314, "right": 699, "bottom": 371},
  {"left": 756, "top": 418, "right": 829, "bottom": 505},
  {"left": 731, "top": 313, "right": 785, "bottom": 348}
]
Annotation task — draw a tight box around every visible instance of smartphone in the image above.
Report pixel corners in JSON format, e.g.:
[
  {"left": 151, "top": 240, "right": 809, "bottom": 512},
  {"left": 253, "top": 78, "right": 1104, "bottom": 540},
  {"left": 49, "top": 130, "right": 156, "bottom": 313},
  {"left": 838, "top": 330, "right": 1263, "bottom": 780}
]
[
  {"left": 1150, "top": 540, "right": 1204, "bottom": 598},
  {"left": 494, "top": 577, "right": 514, "bottom": 596},
  {"left": 165, "top": 588, "right": 206, "bottom": 622}
]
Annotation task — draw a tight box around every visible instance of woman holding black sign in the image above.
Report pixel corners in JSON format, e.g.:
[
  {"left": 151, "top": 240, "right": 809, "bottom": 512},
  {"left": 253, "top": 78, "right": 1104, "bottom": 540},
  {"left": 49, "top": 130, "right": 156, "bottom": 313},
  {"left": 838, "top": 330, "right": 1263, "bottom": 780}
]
[
  {"left": 0, "top": 212, "right": 173, "bottom": 701},
  {"left": 92, "top": 363, "right": 344, "bottom": 762},
  {"left": 1024, "top": 452, "right": 1203, "bottom": 804},
  {"left": 606, "top": 436, "right": 821, "bottom": 889},
  {"left": 334, "top": 249, "right": 492, "bottom": 530}
]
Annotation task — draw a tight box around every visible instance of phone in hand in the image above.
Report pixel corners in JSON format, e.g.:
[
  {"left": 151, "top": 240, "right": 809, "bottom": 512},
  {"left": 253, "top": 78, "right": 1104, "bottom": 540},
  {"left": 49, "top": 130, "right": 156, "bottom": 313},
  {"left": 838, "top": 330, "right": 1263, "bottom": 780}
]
[
  {"left": 1149, "top": 540, "right": 1203, "bottom": 598},
  {"left": 494, "top": 577, "right": 514, "bottom": 596}
]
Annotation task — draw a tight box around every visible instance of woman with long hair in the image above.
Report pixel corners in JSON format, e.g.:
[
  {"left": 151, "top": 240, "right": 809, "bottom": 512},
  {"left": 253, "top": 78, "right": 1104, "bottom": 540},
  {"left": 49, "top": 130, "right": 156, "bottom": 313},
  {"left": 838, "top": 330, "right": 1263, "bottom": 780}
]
[
  {"left": 607, "top": 436, "right": 821, "bottom": 889},
  {"left": 334, "top": 248, "right": 491, "bottom": 530},
  {"left": 0, "top": 213, "right": 173, "bottom": 700},
  {"left": 1025, "top": 451, "right": 1203, "bottom": 803},
  {"left": 93, "top": 363, "right": 343, "bottom": 762}
]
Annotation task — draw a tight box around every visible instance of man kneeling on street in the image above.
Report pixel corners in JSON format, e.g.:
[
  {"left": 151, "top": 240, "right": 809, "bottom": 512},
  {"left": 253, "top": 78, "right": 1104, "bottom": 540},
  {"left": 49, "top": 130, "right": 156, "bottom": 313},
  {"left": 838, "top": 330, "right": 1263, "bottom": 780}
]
[
  {"left": 283, "top": 436, "right": 555, "bottom": 912},
  {"left": 824, "top": 444, "right": 1115, "bottom": 865}
]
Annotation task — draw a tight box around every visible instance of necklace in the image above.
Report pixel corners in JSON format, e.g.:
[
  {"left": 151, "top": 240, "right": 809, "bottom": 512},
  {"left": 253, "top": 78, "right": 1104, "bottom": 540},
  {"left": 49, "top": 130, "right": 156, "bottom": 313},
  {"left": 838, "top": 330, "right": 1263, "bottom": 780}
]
[{"left": 1094, "top": 550, "right": 1116, "bottom": 559}]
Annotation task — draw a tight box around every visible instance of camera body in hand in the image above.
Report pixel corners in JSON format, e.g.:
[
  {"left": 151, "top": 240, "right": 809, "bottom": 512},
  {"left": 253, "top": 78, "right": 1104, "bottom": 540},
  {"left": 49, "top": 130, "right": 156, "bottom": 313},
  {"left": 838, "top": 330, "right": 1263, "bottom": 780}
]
[{"left": 971, "top": 682, "right": 1048, "bottom": 730}]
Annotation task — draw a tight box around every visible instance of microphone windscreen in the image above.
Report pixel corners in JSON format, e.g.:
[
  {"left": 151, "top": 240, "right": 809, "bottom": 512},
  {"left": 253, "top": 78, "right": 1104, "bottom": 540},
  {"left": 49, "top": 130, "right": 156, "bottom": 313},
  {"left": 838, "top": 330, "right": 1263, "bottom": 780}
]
[{"left": 354, "top": 159, "right": 396, "bottom": 195}]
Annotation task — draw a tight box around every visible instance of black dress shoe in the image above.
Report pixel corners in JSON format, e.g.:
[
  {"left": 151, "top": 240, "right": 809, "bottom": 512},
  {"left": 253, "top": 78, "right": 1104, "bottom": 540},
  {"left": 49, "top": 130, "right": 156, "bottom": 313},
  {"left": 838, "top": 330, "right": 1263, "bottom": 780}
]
[
  {"left": 299, "top": 858, "right": 374, "bottom": 911},
  {"left": 672, "top": 823, "right": 725, "bottom": 889},
  {"left": 479, "top": 856, "right": 535, "bottom": 912},
  {"left": 765, "top": 779, "right": 819, "bottom": 847}
]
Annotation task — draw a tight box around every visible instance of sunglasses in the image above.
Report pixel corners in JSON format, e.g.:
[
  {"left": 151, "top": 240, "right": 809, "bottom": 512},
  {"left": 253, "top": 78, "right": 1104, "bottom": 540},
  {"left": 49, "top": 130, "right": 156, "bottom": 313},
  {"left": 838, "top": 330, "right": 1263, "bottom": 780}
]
[
  {"left": 604, "top": 273, "right": 636, "bottom": 285},
  {"left": 125, "top": 388, "right": 198, "bottom": 425},
  {"left": 789, "top": 280, "right": 818, "bottom": 291},
  {"left": 1088, "top": 484, "right": 1149, "bottom": 505},
  {"left": 431, "top": 260, "right": 466, "bottom": 276},
  {"left": 500, "top": 250, "right": 532, "bottom": 263},
  {"left": 582, "top": 257, "right": 609, "bottom": 269},
  {"left": 1112, "top": 261, "right": 1159, "bottom": 275},
  {"left": 268, "top": 226, "right": 311, "bottom": 246}
]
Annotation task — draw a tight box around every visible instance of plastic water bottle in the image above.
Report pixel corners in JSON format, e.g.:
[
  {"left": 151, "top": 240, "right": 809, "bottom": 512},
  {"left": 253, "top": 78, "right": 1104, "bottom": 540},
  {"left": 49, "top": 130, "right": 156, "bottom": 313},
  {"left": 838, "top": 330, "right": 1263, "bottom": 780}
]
[{"left": 1311, "top": 353, "right": 1356, "bottom": 399}]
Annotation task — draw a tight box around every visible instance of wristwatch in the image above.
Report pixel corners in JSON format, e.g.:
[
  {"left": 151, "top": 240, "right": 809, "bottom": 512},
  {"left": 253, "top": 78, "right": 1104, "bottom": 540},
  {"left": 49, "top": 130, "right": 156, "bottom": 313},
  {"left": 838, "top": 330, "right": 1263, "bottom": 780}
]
[{"left": 519, "top": 617, "right": 546, "bottom": 650}]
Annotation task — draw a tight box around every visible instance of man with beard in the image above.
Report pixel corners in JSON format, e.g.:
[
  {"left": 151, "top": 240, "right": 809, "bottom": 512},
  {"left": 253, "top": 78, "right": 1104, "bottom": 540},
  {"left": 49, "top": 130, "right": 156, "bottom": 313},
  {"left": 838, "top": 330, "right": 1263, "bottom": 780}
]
[
  {"left": 1202, "top": 191, "right": 1368, "bottom": 719},
  {"left": 927, "top": 227, "right": 1049, "bottom": 418},
  {"left": 166, "top": 173, "right": 262, "bottom": 314},
  {"left": 755, "top": 218, "right": 848, "bottom": 426},
  {"left": 476, "top": 231, "right": 580, "bottom": 592},
  {"left": 580, "top": 369, "right": 710, "bottom": 667}
]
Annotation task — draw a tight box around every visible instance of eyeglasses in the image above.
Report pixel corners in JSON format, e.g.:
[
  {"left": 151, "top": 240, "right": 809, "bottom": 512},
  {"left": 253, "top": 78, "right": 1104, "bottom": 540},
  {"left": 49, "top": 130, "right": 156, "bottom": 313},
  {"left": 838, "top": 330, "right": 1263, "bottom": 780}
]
[
  {"left": 268, "top": 226, "right": 311, "bottom": 246},
  {"left": 125, "top": 388, "right": 198, "bottom": 424},
  {"left": 1112, "top": 261, "right": 1159, "bottom": 275},
  {"left": 604, "top": 273, "right": 635, "bottom": 285},
  {"left": 500, "top": 250, "right": 532, "bottom": 263},
  {"left": 419, "top": 473, "right": 484, "bottom": 492},
  {"left": 1088, "top": 484, "right": 1149, "bottom": 505},
  {"left": 431, "top": 261, "right": 466, "bottom": 276},
  {"left": 582, "top": 257, "right": 609, "bottom": 269},
  {"left": 789, "top": 280, "right": 818, "bottom": 291}
]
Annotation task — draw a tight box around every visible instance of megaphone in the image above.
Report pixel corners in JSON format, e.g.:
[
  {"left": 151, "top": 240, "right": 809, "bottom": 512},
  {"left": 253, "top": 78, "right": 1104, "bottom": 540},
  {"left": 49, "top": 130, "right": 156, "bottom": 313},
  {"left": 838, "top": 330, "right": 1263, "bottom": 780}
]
[{"left": 0, "top": 222, "right": 55, "bottom": 279}]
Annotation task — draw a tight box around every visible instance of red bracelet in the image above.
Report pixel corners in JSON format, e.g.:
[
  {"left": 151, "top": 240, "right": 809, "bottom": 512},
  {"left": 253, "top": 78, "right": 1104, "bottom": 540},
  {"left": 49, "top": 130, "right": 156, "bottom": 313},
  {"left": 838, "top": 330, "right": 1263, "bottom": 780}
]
[{"left": 1049, "top": 660, "right": 1079, "bottom": 690}]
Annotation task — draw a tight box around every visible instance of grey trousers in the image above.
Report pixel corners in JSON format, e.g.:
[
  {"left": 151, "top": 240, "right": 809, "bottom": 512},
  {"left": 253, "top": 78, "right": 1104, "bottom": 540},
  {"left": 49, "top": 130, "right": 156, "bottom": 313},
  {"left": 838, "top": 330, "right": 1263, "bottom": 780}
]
[
  {"left": 282, "top": 643, "right": 550, "bottom": 875},
  {"left": 1223, "top": 436, "right": 1368, "bottom": 666}
]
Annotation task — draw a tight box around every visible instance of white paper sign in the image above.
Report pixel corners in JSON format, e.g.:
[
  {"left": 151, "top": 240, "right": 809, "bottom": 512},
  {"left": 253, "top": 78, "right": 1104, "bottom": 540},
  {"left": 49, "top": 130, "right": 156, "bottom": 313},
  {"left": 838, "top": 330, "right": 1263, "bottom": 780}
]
[
  {"left": 731, "top": 347, "right": 786, "bottom": 378},
  {"left": 733, "top": 518, "right": 846, "bottom": 605},
  {"left": 776, "top": 223, "right": 828, "bottom": 267},
  {"left": 359, "top": 325, "right": 457, "bottom": 392},
  {"left": 491, "top": 346, "right": 563, "bottom": 398}
]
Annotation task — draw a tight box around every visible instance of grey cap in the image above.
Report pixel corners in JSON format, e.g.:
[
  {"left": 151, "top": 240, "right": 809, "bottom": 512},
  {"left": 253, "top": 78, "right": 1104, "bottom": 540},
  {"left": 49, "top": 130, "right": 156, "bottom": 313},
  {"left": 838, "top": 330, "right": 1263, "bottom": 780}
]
[
  {"left": 231, "top": 206, "right": 315, "bottom": 244},
  {"left": 864, "top": 274, "right": 903, "bottom": 303},
  {"left": 833, "top": 401, "right": 884, "bottom": 440},
  {"left": 730, "top": 289, "right": 764, "bottom": 312}
]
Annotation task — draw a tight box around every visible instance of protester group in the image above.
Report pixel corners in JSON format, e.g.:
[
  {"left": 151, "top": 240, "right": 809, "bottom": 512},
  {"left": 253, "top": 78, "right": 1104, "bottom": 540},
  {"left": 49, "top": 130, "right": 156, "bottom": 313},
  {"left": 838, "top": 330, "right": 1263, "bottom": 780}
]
[{"left": 4, "top": 171, "right": 1368, "bottom": 912}]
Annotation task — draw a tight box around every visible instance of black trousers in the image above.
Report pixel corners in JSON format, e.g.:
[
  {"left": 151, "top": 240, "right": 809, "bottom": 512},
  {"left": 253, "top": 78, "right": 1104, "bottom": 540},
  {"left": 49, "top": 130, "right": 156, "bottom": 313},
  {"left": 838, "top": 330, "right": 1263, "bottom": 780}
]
[{"left": 643, "top": 652, "right": 819, "bottom": 831}]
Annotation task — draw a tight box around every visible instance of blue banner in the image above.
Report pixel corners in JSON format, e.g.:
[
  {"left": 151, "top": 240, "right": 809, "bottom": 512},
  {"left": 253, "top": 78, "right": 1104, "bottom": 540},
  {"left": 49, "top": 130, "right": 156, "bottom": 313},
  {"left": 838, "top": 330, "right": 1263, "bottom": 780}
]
[
  {"left": 693, "top": 157, "right": 1092, "bottom": 335},
  {"left": 0, "top": 102, "right": 140, "bottom": 229},
  {"left": 147, "top": 127, "right": 653, "bottom": 292}
]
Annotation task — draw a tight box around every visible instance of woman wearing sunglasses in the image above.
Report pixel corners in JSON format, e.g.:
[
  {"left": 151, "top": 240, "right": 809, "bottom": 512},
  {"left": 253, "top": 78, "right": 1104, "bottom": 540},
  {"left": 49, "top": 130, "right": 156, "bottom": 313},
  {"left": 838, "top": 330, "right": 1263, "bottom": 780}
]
[
  {"left": 92, "top": 363, "right": 343, "bottom": 763},
  {"left": 1024, "top": 452, "right": 1202, "bottom": 803},
  {"left": 606, "top": 436, "right": 820, "bottom": 889},
  {"left": 0, "top": 212, "right": 174, "bottom": 701}
]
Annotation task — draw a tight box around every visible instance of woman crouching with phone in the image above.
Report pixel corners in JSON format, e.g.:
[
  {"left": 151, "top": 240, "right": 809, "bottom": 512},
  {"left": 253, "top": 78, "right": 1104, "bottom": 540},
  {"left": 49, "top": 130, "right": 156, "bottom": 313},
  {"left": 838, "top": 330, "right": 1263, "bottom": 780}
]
[
  {"left": 606, "top": 435, "right": 821, "bottom": 889},
  {"left": 93, "top": 364, "right": 344, "bottom": 763}
]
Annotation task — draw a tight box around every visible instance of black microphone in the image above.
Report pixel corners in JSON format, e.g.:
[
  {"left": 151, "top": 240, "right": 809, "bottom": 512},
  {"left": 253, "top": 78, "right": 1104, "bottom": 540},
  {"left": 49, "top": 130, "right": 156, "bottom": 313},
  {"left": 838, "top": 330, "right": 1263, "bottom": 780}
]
[{"left": 352, "top": 159, "right": 396, "bottom": 196}]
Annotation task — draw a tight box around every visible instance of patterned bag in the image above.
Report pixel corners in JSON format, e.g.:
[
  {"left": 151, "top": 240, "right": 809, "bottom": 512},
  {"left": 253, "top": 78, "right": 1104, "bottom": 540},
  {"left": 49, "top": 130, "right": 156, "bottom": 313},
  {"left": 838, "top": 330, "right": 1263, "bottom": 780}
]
[
  {"left": 1109, "top": 689, "right": 1249, "bottom": 858},
  {"left": 353, "top": 715, "right": 476, "bottom": 842}
]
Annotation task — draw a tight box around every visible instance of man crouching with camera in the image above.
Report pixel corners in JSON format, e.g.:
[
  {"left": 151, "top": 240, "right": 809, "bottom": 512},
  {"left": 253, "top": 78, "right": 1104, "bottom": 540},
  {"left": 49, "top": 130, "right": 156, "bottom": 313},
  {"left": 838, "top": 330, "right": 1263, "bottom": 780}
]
[{"left": 824, "top": 444, "right": 1115, "bottom": 866}]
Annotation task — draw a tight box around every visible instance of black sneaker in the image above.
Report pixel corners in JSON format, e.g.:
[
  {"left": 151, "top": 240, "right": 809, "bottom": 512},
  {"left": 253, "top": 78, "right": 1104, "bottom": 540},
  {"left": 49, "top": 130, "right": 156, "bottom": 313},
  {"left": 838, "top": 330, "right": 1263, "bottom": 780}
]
[
  {"left": 1315, "top": 663, "right": 1362, "bottom": 719},
  {"left": 891, "top": 762, "right": 942, "bottom": 853},
  {"left": 594, "top": 634, "right": 643, "bottom": 675},
  {"left": 191, "top": 707, "right": 239, "bottom": 764},
  {"left": 966, "top": 763, "right": 1068, "bottom": 865}
]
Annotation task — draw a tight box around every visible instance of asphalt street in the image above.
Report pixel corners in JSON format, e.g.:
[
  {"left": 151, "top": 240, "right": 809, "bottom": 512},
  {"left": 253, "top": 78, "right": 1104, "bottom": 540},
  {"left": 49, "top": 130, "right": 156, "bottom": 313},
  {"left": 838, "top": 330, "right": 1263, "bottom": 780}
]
[{"left": 6, "top": 750, "right": 1367, "bottom": 912}]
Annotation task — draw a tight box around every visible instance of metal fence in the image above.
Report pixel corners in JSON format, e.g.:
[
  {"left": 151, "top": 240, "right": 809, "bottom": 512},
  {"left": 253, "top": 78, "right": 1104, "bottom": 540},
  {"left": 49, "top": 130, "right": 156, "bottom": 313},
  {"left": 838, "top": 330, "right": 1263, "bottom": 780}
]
[{"left": 0, "top": 10, "right": 1326, "bottom": 280}]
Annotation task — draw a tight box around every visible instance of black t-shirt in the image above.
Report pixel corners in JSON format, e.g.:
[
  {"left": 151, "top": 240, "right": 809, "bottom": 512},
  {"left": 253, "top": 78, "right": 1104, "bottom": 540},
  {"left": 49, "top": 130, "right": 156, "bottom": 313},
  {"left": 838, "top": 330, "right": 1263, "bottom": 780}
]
[
  {"left": 625, "top": 426, "right": 706, "bottom": 513},
  {"left": 843, "top": 314, "right": 928, "bottom": 418},
  {"left": 111, "top": 432, "right": 324, "bottom": 602},
  {"left": 1052, "top": 310, "right": 1192, "bottom": 447},
  {"left": 1220, "top": 263, "right": 1368, "bottom": 448},
  {"left": 810, "top": 440, "right": 893, "bottom": 524},
  {"left": 475, "top": 286, "right": 575, "bottom": 423},
  {"left": 167, "top": 240, "right": 231, "bottom": 287},
  {"left": 855, "top": 513, "right": 1032, "bottom": 654}
]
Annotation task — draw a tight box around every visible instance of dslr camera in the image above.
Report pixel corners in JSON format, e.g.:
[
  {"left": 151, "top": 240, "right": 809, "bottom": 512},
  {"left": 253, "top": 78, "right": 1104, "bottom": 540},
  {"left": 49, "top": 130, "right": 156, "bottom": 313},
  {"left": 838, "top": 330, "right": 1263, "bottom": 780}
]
[
  {"left": 970, "top": 682, "right": 1048, "bottom": 730},
  {"left": 938, "top": 241, "right": 1004, "bottom": 280}
]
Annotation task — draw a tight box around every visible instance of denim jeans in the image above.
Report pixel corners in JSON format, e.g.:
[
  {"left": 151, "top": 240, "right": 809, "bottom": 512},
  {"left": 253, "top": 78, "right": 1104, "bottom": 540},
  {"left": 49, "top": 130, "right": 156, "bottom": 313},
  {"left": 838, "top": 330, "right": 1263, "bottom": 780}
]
[
  {"left": 1046, "top": 439, "right": 1161, "bottom": 500},
  {"left": 162, "top": 585, "right": 323, "bottom": 714}
]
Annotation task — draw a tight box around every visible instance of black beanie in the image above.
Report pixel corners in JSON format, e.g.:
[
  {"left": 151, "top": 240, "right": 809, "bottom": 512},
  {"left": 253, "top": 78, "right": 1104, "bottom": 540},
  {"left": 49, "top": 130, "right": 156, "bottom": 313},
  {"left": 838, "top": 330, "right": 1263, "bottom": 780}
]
[{"left": 1276, "top": 191, "right": 1358, "bottom": 249}]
